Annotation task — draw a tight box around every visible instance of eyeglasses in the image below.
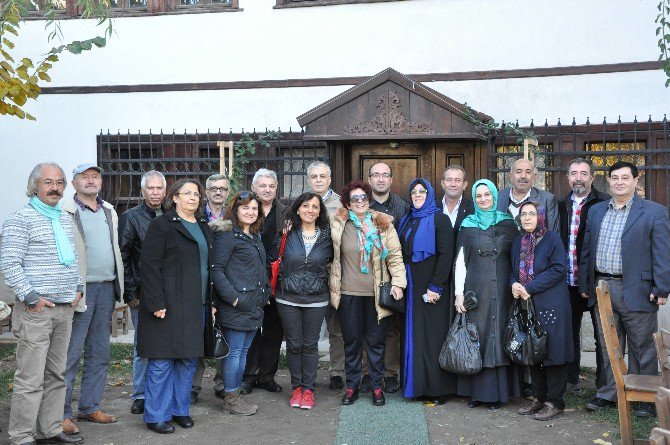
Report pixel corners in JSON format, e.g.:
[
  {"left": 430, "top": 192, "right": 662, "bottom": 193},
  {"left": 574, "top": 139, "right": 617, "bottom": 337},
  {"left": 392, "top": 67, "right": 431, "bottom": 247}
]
[
  {"left": 369, "top": 173, "right": 392, "bottom": 179},
  {"left": 519, "top": 211, "right": 538, "bottom": 217},
  {"left": 208, "top": 186, "right": 229, "bottom": 193},
  {"left": 410, "top": 189, "right": 428, "bottom": 196},
  {"left": 350, "top": 194, "right": 369, "bottom": 203},
  {"left": 178, "top": 191, "right": 201, "bottom": 198},
  {"left": 236, "top": 190, "right": 257, "bottom": 201},
  {"left": 42, "top": 180, "right": 66, "bottom": 188}
]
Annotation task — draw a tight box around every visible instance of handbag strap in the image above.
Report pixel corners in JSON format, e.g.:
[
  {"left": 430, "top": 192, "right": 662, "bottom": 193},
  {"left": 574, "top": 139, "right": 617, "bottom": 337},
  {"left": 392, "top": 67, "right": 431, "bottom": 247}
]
[
  {"left": 379, "top": 249, "right": 388, "bottom": 283},
  {"left": 277, "top": 231, "right": 289, "bottom": 264}
]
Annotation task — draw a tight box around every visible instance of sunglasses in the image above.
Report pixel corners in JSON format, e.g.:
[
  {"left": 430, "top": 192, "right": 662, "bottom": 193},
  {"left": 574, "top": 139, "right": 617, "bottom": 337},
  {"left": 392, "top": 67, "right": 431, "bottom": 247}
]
[
  {"left": 236, "top": 190, "right": 257, "bottom": 201},
  {"left": 350, "top": 194, "right": 369, "bottom": 203},
  {"left": 410, "top": 189, "right": 428, "bottom": 196}
]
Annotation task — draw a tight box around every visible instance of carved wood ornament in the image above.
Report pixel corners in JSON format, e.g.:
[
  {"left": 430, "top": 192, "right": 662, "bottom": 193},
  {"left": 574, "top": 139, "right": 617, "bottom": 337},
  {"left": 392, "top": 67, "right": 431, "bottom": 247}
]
[{"left": 344, "top": 89, "right": 432, "bottom": 135}]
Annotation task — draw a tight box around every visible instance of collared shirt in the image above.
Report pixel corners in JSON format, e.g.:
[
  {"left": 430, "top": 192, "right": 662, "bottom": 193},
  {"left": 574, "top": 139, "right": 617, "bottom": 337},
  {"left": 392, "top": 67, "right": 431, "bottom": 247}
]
[
  {"left": 567, "top": 193, "right": 587, "bottom": 285},
  {"left": 595, "top": 196, "right": 634, "bottom": 275},
  {"left": 442, "top": 195, "right": 462, "bottom": 228},
  {"left": 321, "top": 189, "right": 333, "bottom": 202},
  {"left": 73, "top": 194, "right": 104, "bottom": 212},
  {"left": 204, "top": 203, "right": 224, "bottom": 222},
  {"left": 507, "top": 188, "right": 531, "bottom": 219}
]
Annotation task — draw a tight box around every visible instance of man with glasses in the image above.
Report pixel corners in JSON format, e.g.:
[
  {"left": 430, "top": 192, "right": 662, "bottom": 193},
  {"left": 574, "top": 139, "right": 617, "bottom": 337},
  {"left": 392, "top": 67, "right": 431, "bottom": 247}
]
[
  {"left": 119, "top": 170, "right": 166, "bottom": 415},
  {"left": 203, "top": 174, "right": 230, "bottom": 222},
  {"left": 2, "top": 162, "right": 84, "bottom": 445},
  {"left": 241, "top": 169, "right": 287, "bottom": 394},
  {"left": 60, "top": 163, "right": 124, "bottom": 435},
  {"left": 366, "top": 162, "right": 410, "bottom": 394}
]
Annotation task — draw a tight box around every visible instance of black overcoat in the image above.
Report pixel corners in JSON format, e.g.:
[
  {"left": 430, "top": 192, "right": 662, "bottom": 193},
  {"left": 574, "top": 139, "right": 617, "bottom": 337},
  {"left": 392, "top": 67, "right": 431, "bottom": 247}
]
[{"left": 137, "top": 210, "right": 213, "bottom": 359}]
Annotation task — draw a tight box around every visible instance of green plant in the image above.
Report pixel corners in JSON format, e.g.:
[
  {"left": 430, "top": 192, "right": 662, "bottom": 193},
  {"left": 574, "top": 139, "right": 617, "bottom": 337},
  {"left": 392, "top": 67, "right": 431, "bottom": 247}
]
[
  {"left": 657, "top": 0, "right": 670, "bottom": 87},
  {"left": 463, "top": 103, "right": 537, "bottom": 143},
  {"left": 229, "top": 130, "right": 280, "bottom": 193},
  {"left": 1, "top": 0, "right": 113, "bottom": 120}
]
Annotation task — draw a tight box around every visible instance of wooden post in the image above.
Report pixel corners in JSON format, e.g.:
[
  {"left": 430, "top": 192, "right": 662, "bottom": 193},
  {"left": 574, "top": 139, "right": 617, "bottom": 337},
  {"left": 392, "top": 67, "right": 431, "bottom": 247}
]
[
  {"left": 523, "top": 138, "right": 538, "bottom": 161},
  {"left": 217, "top": 141, "right": 234, "bottom": 177}
]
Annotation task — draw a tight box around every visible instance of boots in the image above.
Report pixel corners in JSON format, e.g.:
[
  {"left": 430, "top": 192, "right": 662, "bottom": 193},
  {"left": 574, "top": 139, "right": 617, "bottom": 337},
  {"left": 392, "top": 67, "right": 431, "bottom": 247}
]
[{"left": 223, "top": 389, "right": 258, "bottom": 416}]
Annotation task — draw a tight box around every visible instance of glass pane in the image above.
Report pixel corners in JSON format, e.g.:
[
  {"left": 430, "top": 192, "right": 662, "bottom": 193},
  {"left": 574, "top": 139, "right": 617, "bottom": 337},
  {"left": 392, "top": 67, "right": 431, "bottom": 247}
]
[
  {"left": 211, "top": 0, "right": 232, "bottom": 3},
  {"left": 586, "top": 142, "right": 646, "bottom": 198},
  {"left": 181, "top": 0, "right": 199, "bottom": 5},
  {"left": 495, "top": 144, "right": 553, "bottom": 191}
]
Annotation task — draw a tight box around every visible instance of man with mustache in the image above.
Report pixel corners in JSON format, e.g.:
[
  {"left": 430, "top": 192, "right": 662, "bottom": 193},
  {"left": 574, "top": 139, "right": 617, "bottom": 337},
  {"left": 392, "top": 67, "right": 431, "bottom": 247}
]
[
  {"left": 558, "top": 158, "right": 609, "bottom": 394},
  {"left": 61, "top": 163, "right": 124, "bottom": 434},
  {"left": 497, "top": 158, "right": 559, "bottom": 232},
  {"left": 1, "top": 162, "right": 84, "bottom": 445}
]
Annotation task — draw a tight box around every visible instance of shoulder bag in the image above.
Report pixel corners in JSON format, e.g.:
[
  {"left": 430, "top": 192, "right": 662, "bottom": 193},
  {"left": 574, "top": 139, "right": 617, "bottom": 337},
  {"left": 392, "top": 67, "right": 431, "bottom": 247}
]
[
  {"left": 270, "top": 231, "right": 289, "bottom": 297},
  {"left": 378, "top": 253, "right": 405, "bottom": 314},
  {"left": 504, "top": 298, "right": 548, "bottom": 366}
]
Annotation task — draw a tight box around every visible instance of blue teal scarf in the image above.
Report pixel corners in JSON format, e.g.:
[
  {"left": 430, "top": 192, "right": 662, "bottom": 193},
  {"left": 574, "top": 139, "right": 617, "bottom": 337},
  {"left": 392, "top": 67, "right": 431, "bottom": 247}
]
[
  {"left": 460, "top": 179, "right": 513, "bottom": 231},
  {"left": 348, "top": 210, "right": 388, "bottom": 273},
  {"left": 29, "top": 196, "right": 76, "bottom": 266}
]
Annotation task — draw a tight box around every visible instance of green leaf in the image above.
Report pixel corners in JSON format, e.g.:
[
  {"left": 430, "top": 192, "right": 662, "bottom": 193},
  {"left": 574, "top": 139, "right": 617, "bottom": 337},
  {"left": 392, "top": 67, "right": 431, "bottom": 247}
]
[
  {"left": 66, "top": 43, "right": 83, "bottom": 55},
  {"left": 4, "top": 39, "right": 15, "bottom": 49},
  {"left": 16, "top": 66, "right": 29, "bottom": 81},
  {"left": 0, "top": 49, "right": 14, "bottom": 63},
  {"left": 38, "top": 72, "right": 51, "bottom": 82},
  {"left": 20, "top": 58, "right": 34, "bottom": 69},
  {"left": 26, "top": 113, "right": 36, "bottom": 121},
  {"left": 79, "top": 40, "right": 92, "bottom": 51},
  {"left": 91, "top": 36, "right": 106, "bottom": 48}
]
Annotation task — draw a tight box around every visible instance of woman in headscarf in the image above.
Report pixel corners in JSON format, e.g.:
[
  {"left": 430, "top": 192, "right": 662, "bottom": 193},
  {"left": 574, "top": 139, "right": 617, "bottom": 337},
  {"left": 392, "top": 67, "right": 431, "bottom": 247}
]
[
  {"left": 453, "top": 179, "right": 519, "bottom": 409},
  {"left": 398, "top": 178, "right": 455, "bottom": 404},
  {"left": 511, "top": 201, "right": 572, "bottom": 421},
  {"left": 329, "top": 180, "right": 407, "bottom": 407}
]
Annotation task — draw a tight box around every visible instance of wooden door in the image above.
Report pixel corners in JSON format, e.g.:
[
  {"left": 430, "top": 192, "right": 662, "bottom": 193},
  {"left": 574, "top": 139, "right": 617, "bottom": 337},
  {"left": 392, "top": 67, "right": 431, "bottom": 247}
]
[
  {"left": 349, "top": 143, "right": 435, "bottom": 198},
  {"left": 435, "top": 141, "right": 486, "bottom": 199}
]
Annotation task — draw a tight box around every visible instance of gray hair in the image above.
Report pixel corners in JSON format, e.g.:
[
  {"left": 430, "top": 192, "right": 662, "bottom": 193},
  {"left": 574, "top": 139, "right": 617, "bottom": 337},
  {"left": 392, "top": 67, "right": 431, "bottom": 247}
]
[
  {"left": 26, "top": 162, "right": 66, "bottom": 197},
  {"left": 306, "top": 161, "right": 331, "bottom": 177},
  {"left": 443, "top": 165, "right": 467, "bottom": 181},
  {"left": 140, "top": 170, "right": 166, "bottom": 190},
  {"left": 252, "top": 168, "right": 277, "bottom": 186},
  {"left": 510, "top": 158, "right": 538, "bottom": 174},
  {"left": 567, "top": 158, "right": 594, "bottom": 175},
  {"left": 206, "top": 173, "right": 229, "bottom": 189}
]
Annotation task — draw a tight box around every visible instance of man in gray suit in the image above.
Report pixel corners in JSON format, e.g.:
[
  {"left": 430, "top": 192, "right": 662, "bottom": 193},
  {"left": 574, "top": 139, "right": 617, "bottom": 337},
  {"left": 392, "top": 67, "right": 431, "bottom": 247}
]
[
  {"left": 579, "top": 161, "right": 670, "bottom": 417},
  {"left": 497, "top": 158, "right": 559, "bottom": 232}
]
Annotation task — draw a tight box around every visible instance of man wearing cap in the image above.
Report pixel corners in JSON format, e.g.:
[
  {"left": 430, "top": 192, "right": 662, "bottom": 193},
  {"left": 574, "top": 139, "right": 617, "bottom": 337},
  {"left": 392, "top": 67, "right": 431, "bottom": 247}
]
[
  {"left": 2, "top": 162, "right": 84, "bottom": 445},
  {"left": 61, "top": 163, "right": 124, "bottom": 434}
]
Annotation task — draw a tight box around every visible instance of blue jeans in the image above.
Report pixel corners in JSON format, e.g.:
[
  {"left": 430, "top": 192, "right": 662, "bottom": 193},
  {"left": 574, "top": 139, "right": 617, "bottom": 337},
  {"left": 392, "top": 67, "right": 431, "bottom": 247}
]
[
  {"left": 130, "top": 305, "right": 148, "bottom": 400},
  {"left": 144, "top": 358, "right": 196, "bottom": 424},
  {"left": 222, "top": 329, "right": 256, "bottom": 393},
  {"left": 63, "top": 282, "right": 116, "bottom": 418}
]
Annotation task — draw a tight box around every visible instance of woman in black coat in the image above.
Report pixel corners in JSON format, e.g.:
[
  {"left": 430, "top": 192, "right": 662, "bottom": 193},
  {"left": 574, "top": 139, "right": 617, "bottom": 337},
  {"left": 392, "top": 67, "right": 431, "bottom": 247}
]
[
  {"left": 511, "top": 201, "right": 573, "bottom": 421},
  {"left": 276, "top": 192, "right": 333, "bottom": 410},
  {"left": 211, "top": 190, "right": 269, "bottom": 416},
  {"left": 138, "top": 179, "right": 213, "bottom": 434},
  {"left": 397, "top": 178, "right": 455, "bottom": 404}
]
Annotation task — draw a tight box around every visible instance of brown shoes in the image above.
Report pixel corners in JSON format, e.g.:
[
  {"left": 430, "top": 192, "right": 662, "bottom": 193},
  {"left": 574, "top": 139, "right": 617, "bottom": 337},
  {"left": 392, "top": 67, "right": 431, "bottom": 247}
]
[
  {"left": 517, "top": 399, "right": 544, "bottom": 415},
  {"left": 61, "top": 418, "right": 80, "bottom": 435},
  {"left": 533, "top": 402, "right": 563, "bottom": 421},
  {"left": 78, "top": 409, "right": 117, "bottom": 424}
]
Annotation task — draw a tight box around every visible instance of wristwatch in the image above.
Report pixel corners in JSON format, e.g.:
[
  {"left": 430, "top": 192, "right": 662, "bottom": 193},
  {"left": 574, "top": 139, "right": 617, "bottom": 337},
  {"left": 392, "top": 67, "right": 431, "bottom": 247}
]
[{"left": 26, "top": 301, "right": 38, "bottom": 309}]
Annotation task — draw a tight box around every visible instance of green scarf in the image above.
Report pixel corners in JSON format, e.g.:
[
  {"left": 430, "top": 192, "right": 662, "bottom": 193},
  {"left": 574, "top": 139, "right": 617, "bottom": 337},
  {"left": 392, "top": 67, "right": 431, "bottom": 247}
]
[
  {"left": 29, "top": 196, "right": 76, "bottom": 266},
  {"left": 460, "top": 179, "right": 514, "bottom": 231}
]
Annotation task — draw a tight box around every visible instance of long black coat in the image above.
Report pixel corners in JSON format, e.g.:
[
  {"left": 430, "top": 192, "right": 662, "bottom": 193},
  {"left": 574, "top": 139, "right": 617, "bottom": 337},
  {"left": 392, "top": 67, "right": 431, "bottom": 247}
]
[
  {"left": 137, "top": 210, "right": 213, "bottom": 359},
  {"left": 456, "top": 220, "right": 518, "bottom": 368},
  {"left": 400, "top": 213, "right": 455, "bottom": 398},
  {"left": 511, "top": 231, "right": 573, "bottom": 366},
  {"left": 211, "top": 219, "right": 269, "bottom": 332}
]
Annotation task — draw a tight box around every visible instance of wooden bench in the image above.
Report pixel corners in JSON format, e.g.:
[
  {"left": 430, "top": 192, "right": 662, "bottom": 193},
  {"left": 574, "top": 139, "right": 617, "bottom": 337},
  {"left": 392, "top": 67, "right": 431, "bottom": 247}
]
[{"left": 110, "top": 304, "right": 129, "bottom": 337}]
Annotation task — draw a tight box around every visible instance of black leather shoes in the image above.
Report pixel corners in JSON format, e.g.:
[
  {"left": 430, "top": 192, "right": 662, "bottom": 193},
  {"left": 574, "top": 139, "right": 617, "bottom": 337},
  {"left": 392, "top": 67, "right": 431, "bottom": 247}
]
[
  {"left": 329, "top": 376, "right": 344, "bottom": 390},
  {"left": 635, "top": 402, "right": 657, "bottom": 418},
  {"left": 256, "top": 380, "right": 283, "bottom": 393},
  {"left": 488, "top": 401, "right": 502, "bottom": 410},
  {"left": 215, "top": 388, "right": 226, "bottom": 400},
  {"left": 467, "top": 399, "right": 483, "bottom": 408},
  {"left": 585, "top": 397, "right": 616, "bottom": 412},
  {"left": 360, "top": 375, "right": 372, "bottom": 393},
  {"left": 172, "top": 415, "right": 194, "bottom": 428},
  {"left": 341, "top": 388, "right": 359, "bottom": 405},
  {"left": 146, "top": 421, "right": 175, "bottom": 434},
  {"left": 372, "top": 389, "right": 385, "bottom": 406},
  {"left": 240, "top": 381, "right": 253, "bottom": 395},
  {"left": 190, "top": 391, "right": 198, "bottom": 404},
  {"left": 35, "top": 432, "right": 84, "bottom": 444},
  {"left": 130, "top": 399, "right": 144, "bottom": 414},
  {"left": 383, "top": 376, "right": 399, "bottom": 393}
]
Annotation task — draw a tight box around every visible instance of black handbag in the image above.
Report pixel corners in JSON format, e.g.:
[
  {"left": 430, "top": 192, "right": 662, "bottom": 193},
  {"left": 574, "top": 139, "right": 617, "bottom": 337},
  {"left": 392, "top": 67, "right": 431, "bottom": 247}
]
[
  {"left": 504, "top": 298, "right": 547, "bottom": 366},
  {"left": 204, "top": 310, "right": 230, "bottom": 360},
  {"left": 377, "top": 254, "right": 405, "bottom": 314},
  {"left": 439, "top": 312, "right": 482, "bottom": 375}
]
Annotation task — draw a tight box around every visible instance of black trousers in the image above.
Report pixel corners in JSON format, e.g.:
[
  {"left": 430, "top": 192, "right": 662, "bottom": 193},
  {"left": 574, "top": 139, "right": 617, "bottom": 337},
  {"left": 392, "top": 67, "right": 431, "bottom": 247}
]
[
  {"left": 567, "top": 285, "right": 603, "bottom": 387},
  {"left": 243, "top": 298, "right": 284, "bottom": 384},
  {"left": 338, "top": 294, "right": 389, "bottom": 390},
  {"left": 530, "top": 364, "right": 568, "bottom": 410}
]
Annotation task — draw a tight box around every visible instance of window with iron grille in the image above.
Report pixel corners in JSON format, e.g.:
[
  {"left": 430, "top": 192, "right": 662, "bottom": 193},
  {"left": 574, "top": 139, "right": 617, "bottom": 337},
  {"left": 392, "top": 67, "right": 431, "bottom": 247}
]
[
  {"left": 586, "top": 141, "right": 646, "bottom": 199},
  {"left": 494, "top": 144, "right": 553, "bottom": 191}
]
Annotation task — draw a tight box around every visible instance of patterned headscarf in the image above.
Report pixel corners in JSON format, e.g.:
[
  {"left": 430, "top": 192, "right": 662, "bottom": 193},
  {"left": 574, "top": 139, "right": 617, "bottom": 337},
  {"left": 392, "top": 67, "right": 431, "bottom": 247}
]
[
  {"left": 348, "top": 210, "right": 388, "bottom": 273},
  {"left": 518, "top": 202, "right": 548, "bottom": 285}
]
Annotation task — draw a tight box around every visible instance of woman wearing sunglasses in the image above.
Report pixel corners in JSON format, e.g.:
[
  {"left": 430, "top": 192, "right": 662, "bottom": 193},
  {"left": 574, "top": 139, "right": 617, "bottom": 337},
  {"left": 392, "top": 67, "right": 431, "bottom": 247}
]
[
  {"left": 211, "top": 191, "right": 268, "bottom": 416},
  {"left": 329, "top": 180, "right": 406, "bottom": 407}
]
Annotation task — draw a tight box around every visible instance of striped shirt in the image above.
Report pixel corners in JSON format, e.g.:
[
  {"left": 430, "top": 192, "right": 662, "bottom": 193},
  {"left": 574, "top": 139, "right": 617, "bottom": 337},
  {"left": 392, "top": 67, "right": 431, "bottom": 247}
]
[
  {"left": 567, "top": 194, "right": 586, "bottom": 286},
  {"left": 595, "top": 196, "right": 633, "bottom": 275},
  {"left": 1, "top": 204, "right": 83, "bottom": 303}
]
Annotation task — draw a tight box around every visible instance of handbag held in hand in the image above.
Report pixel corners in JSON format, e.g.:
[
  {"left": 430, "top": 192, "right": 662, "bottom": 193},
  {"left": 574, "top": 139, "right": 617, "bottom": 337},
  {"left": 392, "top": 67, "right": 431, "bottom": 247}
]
[
  {"left": 439, "top": 312, "right": 482, "bottom": 375},
  {"left": 205, "top": 315, "right": 229, "bottom": 359},
  {"left": 504, "top": 299, "right": 548, "bottom": 366},
  {"left": 377, "top": 254, "right": 405, "bottom": 314}
]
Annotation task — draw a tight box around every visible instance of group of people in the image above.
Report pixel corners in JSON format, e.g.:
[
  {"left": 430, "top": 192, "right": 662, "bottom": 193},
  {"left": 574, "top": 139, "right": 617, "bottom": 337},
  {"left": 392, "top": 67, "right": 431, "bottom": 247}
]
[{"left": 1, "top": 154, "right": 669, "bottom": 444}]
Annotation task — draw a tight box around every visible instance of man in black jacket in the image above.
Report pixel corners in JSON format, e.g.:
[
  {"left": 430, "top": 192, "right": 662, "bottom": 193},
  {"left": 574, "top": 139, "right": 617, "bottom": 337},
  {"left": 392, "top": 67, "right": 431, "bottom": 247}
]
[
  {"left": 440, "top": 165, "right": 475, "bottom": 235},
  {"left": 118, "top": 170, "right": 166, "bottom": 415},
  {"left": 557, "top": 158, "right": 609, "bottom": 394}
]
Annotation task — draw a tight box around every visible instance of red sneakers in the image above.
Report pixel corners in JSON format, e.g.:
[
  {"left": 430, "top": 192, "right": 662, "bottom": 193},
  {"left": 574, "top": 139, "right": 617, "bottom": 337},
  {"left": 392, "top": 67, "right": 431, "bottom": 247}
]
[
  {"left": 300, "top": 389, "right": 315, "bottom": 410},
  {"left": 290, "top": 387, "right": 303, "bottom": 408}
]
